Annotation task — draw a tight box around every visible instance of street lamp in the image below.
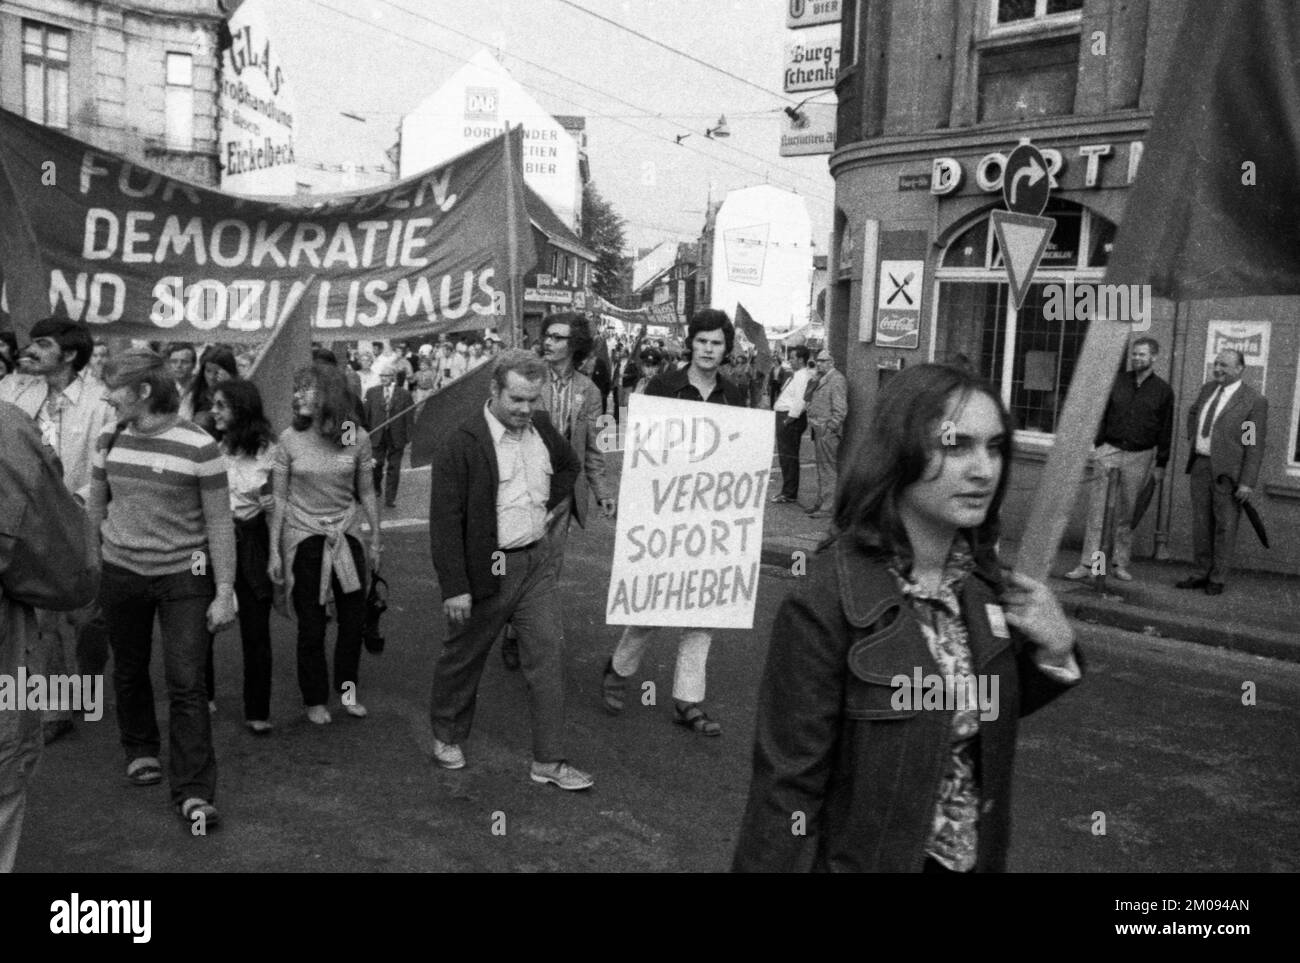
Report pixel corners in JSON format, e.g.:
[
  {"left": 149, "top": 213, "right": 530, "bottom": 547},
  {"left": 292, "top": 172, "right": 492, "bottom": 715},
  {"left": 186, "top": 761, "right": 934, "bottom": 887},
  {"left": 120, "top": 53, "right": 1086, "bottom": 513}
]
[{"left": 675, "top": 115, "right": 731, "bottom": 144}]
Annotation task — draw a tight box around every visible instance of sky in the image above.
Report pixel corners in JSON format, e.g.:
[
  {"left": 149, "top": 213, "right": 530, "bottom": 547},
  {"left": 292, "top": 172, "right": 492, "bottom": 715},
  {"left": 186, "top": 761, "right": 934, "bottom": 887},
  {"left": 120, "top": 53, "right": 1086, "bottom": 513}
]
[{"left": 273, "top": 0, "right": 837, "bottom": 257}]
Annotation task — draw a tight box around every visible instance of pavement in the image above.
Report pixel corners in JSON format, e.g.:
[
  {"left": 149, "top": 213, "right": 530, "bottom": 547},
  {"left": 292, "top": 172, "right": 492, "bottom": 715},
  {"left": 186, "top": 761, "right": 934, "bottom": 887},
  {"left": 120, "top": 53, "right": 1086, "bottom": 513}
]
[
  {"left": 17, "top": 433, "right": 1300, "bottom": 872},
  {"left": 759, "top": 443, "right": 1300, "bottom": 664}
]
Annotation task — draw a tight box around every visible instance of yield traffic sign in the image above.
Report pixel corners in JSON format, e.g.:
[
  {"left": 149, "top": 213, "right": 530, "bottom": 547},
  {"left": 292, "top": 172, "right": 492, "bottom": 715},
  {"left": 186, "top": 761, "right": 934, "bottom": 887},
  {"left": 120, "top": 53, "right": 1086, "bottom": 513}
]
[
  {"left": 1003, "top": 143, "right": 1051, "bottom": 217},
  {"left": 991, "top": 209, "right": 1055, "bottom": 311}
]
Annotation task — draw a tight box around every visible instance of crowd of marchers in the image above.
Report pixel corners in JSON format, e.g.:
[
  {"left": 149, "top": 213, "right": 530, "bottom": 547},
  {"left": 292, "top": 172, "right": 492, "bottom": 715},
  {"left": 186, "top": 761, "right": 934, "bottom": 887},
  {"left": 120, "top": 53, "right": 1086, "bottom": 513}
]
[{"left": 0, "top": 305, "right": 1263, "bottom": 872}]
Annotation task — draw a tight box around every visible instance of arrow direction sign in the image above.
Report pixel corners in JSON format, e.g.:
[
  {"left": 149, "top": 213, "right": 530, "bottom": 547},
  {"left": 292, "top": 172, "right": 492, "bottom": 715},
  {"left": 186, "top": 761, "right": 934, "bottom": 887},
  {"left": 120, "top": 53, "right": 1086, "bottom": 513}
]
[
  {"left": 1003, "top": 143, "right": 1051, "bottom": 217},
  {"left": 991, "top": 210, "right": 1055, "bottom": 310}
]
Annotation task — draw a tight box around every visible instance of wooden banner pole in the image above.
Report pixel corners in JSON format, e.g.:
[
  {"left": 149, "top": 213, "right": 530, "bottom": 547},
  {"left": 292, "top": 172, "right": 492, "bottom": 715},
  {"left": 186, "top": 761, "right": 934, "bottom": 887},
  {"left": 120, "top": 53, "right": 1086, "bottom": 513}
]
[{"left": 1013, "top": 315, "right": 1130, "bottom": 575}]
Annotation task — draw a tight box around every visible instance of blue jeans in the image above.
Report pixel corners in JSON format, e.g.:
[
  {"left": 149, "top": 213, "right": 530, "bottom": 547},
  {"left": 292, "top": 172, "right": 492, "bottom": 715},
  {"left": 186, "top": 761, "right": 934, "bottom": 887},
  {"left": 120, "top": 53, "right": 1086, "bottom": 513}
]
[{"left": 100, "top": 563, "right": 217, "bottom": 805}]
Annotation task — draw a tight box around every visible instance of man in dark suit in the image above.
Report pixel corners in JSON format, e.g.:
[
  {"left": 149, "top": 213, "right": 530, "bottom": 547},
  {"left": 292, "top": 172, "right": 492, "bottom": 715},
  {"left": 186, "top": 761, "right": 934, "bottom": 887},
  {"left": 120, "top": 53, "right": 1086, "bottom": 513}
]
[
  {"left": 1178, "top": 349, "right": 1268, "bottom": 595},
  {"left": 427, "top": 350, "right": 592, "bottom": 790},
  {"left": 364, "top": 360, "right": 413, "bottom": 508}
]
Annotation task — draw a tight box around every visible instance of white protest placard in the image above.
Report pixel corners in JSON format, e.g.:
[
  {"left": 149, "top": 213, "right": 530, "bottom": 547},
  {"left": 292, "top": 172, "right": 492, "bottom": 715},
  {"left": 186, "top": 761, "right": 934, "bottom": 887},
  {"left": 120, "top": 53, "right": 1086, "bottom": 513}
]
[{"left": 606, "top": 394, "right": 775, "bottom": 629}]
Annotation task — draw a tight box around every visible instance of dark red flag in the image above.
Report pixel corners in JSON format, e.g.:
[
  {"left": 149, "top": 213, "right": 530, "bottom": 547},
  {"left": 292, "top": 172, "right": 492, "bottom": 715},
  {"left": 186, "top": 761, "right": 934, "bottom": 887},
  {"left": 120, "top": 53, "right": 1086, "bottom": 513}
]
[
  {"left": 408, "top": 361, "right": 495, "bottom": 468},
  {"left": 1106, "top": 0, "right": 1300, "bottom": 299}
]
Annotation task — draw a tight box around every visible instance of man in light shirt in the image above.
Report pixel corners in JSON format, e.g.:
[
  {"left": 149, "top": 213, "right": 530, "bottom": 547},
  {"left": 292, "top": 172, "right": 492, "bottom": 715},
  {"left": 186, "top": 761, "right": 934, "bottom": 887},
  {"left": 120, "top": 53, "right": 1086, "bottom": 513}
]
[
  {"left": 770, "top": 345, "right": 812, "bottom": 504},
  {"left": 0, "top": 318, "right": 114, "bottom": 742},
  {"left": 427, "top": 350, "right": 592, "bottom": 790},
  {"left": 1178, "top": 349, "right": 1268, "bottom": 595}
]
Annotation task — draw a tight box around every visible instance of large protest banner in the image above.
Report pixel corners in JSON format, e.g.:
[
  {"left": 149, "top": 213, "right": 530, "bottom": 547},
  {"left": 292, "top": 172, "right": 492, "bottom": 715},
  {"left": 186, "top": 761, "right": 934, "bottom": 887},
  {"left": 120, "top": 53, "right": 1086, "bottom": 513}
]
[
  {"left": 0, "top": 107, "right": 533, "bottom": 344},
  {"left": 606, "top": 394, "right": 775, "bottom": 630}
]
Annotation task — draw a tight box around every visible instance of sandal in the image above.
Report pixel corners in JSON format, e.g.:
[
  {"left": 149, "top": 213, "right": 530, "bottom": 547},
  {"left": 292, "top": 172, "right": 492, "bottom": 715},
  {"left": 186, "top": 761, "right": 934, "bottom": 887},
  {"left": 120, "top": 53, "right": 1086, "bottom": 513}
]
[
  {"left": 601, "top": 658, "right": 627, "bottom": 715},
  {"left": 125, "top": 757, "right": 163, "bottom": 786},
  {"left": 673, "top": 702, "right": 722, "bottom": 736},
  {"left": 179, "top": 797, "right": 221, "bottom": 828}
]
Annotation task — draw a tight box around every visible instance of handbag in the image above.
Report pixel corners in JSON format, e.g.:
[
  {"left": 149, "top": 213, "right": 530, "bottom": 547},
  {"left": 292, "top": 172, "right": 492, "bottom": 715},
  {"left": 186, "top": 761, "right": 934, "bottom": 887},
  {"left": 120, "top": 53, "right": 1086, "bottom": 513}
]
[{"left": 362, "top": 572, "right": 389, "bottom": 654}]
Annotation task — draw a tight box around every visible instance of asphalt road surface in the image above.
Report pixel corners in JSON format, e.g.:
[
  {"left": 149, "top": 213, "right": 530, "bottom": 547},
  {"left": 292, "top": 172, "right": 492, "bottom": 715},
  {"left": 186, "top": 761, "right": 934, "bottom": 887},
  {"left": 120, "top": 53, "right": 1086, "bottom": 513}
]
[{"left": 18, "top": 461, "right": 1300, "bottom": 872}]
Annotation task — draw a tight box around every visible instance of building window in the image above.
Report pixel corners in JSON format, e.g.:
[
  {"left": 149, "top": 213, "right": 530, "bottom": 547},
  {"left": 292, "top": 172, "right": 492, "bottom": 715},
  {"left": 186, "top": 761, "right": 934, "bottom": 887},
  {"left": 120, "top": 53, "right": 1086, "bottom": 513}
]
[
  {"left": 932, "top": 200, "right": 1113, "bottom": 437},
  {"left": 978, "top": 37, "right": 1078, "bottom": 122},
  {"left": 992, "top": 0, "right": 1083, "bottom": 30},
  {"left": 22, "top": 21, "right": 70, "bottom": 129},
  {"left": 165, "top": 53, "right": 194, "bottom": 150}
]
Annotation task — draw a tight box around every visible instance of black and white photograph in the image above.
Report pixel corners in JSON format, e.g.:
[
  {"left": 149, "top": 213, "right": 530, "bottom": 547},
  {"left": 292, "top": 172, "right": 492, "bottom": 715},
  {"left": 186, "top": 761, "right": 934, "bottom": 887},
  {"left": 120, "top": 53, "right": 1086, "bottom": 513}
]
[{"left": 0, "top": 0, "right": 1294, "bottom": 937}]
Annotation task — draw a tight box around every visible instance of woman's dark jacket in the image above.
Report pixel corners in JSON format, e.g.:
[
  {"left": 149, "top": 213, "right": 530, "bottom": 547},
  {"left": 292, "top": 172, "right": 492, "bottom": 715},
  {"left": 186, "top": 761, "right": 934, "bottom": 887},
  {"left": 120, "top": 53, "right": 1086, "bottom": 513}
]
[{"left": 732, "top": 533, "right": 1082, "bottom": 873}]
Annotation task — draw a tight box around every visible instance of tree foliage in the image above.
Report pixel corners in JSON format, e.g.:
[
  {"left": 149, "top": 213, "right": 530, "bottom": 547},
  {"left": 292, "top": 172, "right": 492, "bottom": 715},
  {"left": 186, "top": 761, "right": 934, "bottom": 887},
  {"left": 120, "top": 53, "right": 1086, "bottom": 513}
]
[{"left": 581, "top": 182, "right": 631, "bottom": 301}]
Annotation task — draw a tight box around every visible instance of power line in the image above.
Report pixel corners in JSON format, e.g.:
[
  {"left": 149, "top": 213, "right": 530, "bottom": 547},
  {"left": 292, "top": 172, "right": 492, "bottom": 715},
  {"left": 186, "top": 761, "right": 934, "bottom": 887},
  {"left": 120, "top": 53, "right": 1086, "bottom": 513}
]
[
  {"left": 551, "top": 0, "right": 799, "bottom": 105},
  {"left": 304, "top": 0, "right": 834, "bottom": 205},
  {"left": 369, "top": 0, "right": 832, "bottom": 193}
]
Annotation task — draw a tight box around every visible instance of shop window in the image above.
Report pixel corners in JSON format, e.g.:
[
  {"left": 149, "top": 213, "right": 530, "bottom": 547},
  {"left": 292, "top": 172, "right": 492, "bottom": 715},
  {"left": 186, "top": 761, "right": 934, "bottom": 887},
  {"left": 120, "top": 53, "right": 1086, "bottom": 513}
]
[
  {"left": 165, "top": 53, "right": 194, "bottom": 150},
  {"left": 22, "top": 21, "right": 70, "bottom": 130},
  {"left": 933, "top": 201, "right": 1113, "bottom": 436}
]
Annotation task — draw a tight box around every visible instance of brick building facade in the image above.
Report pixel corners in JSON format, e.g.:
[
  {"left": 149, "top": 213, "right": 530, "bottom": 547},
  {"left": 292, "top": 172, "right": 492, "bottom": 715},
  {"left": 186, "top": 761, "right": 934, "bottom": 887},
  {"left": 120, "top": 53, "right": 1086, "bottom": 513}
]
[{"left": 828, "top": 0, "right": 1300, "bottom": 576}]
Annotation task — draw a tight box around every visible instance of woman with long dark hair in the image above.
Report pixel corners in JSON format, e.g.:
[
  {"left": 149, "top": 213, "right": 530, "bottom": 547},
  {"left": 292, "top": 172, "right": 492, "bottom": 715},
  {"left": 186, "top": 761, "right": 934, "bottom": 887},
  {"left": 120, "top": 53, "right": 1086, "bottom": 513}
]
[
  {"left": 183, "top": 345, "right": 238, "bottom": 427},
  {"left": 210, "top": 380, "right": 277, "bottom": 734},
  {"left": 267, "top": 362, "right": 380, "bottom": 725},
  {"left": 733, "top": 363, "right": 1083, "bottom": 873}
]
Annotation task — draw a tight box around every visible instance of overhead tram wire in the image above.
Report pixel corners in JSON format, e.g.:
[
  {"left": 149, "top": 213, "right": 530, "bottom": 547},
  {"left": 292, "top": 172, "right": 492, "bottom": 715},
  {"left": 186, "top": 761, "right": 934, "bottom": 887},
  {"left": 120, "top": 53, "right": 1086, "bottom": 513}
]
[
  {"left": 550, "top": 0, "right": 800, "bottom": 105},
  {"left": 306, "top": 0, "right": 833, "bottom": 204},
  {"left": 369, "top": 0, "right": 832, "bottom": 195}
]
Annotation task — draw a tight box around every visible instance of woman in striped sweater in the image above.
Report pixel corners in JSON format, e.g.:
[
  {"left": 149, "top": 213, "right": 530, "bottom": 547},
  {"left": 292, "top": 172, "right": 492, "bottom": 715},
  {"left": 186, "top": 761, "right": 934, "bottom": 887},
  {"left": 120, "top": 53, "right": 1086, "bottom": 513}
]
[{"left": 87, "top": 348, "right": 236, "bottom": 829}]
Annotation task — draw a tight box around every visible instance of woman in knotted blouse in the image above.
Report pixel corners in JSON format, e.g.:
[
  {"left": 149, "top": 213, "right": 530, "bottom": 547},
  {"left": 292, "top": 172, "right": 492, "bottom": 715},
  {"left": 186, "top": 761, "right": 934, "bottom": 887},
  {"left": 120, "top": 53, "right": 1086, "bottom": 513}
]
[
  {"left": 733, "top": 363, "right": 1084, "bottom": 873},
  {"left": 268, "top": 362, "right": 381, "bottom": 725}
]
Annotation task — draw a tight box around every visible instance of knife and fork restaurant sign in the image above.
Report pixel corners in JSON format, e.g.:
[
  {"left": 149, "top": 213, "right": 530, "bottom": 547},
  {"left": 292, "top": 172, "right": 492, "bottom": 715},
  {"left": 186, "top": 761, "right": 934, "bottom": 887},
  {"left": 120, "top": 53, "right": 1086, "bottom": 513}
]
[
  {"left": 0, "top": 107, "right": 532, "bottom": 341},
  {"left": 875, "top": 259, "right": 923, "bottom": 348}
]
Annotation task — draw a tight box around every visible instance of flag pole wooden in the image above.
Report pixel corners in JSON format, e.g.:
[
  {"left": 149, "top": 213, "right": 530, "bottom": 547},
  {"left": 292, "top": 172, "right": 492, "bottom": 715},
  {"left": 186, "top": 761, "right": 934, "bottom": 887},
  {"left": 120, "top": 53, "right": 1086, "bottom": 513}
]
[
  {"left": 1013, "top": 313, "right": 1129, "bottom": 575},
  {"left": 502, "top": 124, "right": 524, "bottom": 349}
]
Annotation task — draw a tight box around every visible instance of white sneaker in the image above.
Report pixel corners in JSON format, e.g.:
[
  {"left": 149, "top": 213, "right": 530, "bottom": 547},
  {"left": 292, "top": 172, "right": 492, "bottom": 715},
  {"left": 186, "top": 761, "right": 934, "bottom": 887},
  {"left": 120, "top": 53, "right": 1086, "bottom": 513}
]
[
  {"left": 1062, "top": 566, "right": 1091, "bottom": 580},
  {"left": 305, "top": 705, "right": 332, "bottom": 725},
  {"left": 342, "top": 702, "right": 368, "bottom": 719},
  {"left": 432, "top": 739, "right": 466, "bottom": 770},
  {"left": 1112, "top": 567, "right": 1133, "bottom": 581}
]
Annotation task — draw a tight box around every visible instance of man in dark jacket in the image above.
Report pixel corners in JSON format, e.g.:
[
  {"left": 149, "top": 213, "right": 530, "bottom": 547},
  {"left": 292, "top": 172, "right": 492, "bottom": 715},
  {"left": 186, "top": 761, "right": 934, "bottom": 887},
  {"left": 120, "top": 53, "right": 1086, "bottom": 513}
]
[
  {"left": 0, "top": 402, "right": 99, "bottom": 870},
  {"left": 363, "top": 359, "right": 414, "bottom": 508},
  {"left": 1177, "top": 348, "right": 1268, "bottom": 594},
  {"left": 601, "top": 309, "right": 747, "bottom": 737},
  {"left": 427, "top": 350, "right": 592, "bottom": 790}
]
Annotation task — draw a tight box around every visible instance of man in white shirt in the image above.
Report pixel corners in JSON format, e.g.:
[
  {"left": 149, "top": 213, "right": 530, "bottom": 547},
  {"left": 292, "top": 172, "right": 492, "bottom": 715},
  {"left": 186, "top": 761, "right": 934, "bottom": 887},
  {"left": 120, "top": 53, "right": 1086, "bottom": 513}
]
[
  {"left": 770, "top": 345, "right": 812, "bottom": 504},
  {"left": 426, "top": 351, "right": 592, "bottom": 790},
  {"left": 1178, "top": 349, "right": 1268, "bottom": 595},
  {"left": 0, "top": 318, "right": 113, "bottom": 742}
]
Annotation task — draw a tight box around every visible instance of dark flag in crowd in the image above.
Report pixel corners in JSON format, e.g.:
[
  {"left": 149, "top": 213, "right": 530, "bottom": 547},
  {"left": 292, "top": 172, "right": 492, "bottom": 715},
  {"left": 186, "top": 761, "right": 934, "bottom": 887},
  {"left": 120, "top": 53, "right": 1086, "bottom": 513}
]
[
  {"left": 408, "top": 361, "right": 495, "bottom": 468},
  {"left": 249, "top": 274, "right": 316, "bottom": 435},
  {"left": 0, "top": 148, "right": 45, "bottom": 343},
  {"left": 1106, "top": 0, "right": 1300, "bottom": 299},
  {"left": 735, "top": 302, "right": 772, "bottom": 374}
]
